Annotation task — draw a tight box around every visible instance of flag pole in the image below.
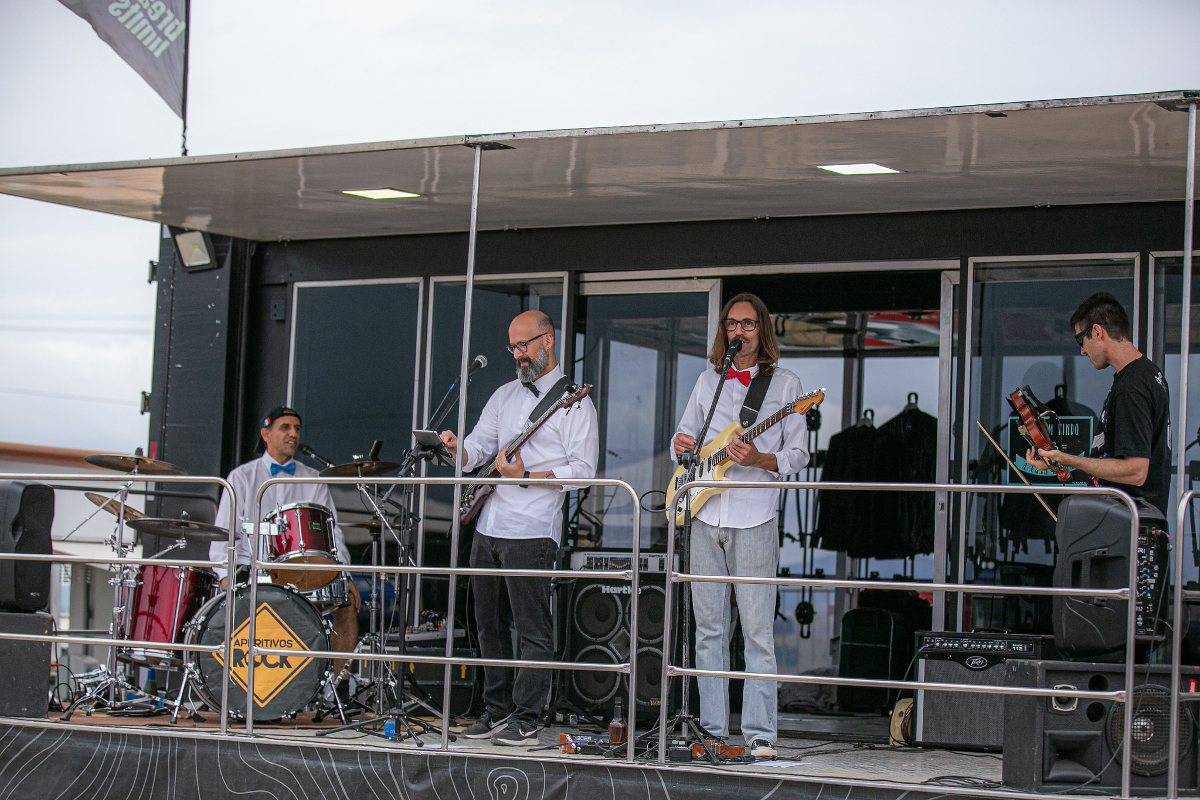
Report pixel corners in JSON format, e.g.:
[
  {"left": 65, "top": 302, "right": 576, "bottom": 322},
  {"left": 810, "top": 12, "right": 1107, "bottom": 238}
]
[{"left": 179, "top": 0, "right": 190, "bottom": 156}]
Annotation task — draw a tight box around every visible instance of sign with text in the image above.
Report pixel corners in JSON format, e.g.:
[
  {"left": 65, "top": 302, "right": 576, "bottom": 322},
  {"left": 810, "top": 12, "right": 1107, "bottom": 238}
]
[{"left": 1005, "top": 415, "right": 1093, "bottom": 486}]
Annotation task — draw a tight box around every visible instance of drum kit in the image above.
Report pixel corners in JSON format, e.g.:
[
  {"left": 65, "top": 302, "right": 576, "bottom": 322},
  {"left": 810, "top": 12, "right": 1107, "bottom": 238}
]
[{"left": 61, "top": 448, "right": 443, "bottom": 729}]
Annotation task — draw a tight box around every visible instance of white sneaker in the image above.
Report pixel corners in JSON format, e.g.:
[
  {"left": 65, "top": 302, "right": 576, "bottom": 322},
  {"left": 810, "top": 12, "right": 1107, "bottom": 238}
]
[{"left": 750, "top": 739, "right": 777, "bottom": 759}]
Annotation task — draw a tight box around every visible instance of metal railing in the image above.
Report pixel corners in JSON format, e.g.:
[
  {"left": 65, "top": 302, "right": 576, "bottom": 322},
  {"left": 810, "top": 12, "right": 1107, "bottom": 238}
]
[
  {"left": 245, "top": 475, "right": 643, "bottom": 758},
  {"left": 658, "top": 479, "right": 1170, "bottom": 800},
  {"left": 1170, "top": 489, "right": 1198, "bottom": 798},
  {"left": 0, "top": 472, "right": 1195, "bottom": 799},
  {"left": 0, "top": 473, "right": 241, "bottom": 734}
]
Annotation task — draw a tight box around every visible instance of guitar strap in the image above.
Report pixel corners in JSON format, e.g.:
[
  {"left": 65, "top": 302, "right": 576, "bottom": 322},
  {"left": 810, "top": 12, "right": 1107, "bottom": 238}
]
[
  {"left": 739, "top": 370, "right": 773, "bottom": 428},
  {"left": 526, "top": 375, "right": 575, "bottom": 427}
]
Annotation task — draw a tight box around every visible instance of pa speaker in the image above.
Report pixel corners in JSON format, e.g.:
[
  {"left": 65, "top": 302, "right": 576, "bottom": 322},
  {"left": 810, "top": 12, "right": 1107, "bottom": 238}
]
[
  {"left": 0, "top": 482, "right": 53, "bottom": 613},
  {"left": 1052, "top": 495, "right": 1168, "bottom": 658},
  {"left": 1002, "top": 659, "right": 1200, "bottom": 794}
]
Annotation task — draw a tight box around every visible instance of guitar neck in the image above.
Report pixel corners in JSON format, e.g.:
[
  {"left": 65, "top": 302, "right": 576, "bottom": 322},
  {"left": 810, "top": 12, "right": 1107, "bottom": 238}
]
[
  {"left": 712, "top": 405, "right": 792, "bottom": 465},
  {"left": 476, "top": 396, "right": 568, "bottom": 478}
]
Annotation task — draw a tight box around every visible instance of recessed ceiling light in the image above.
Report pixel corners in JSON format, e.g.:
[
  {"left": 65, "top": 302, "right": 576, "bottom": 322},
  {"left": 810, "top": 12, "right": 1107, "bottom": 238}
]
[
  {"left": 816, "top": 163, "right": 902, "bottom": 176},
  {"left": 340, "top": 188, "right": 422, "bottom": 200}
]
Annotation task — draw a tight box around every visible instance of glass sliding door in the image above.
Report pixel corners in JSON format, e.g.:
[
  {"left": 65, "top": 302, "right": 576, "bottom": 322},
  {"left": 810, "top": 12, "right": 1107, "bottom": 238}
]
[
  {"left": 946, "top": 257, "right": 1137, "bottom": 631},
  {"left": 1151, "top": 254, "right": 1199, "bottom": 584},
  {"left": 417, "top": 275, "right": 566, "bottom": 613},
  {"left": 574, "top": 279, "right": 718, "bottom": 550}
]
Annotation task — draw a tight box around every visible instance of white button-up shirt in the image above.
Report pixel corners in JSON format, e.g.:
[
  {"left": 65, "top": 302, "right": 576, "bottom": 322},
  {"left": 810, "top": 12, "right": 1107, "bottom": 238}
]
[
  {"left": 673, "top": 364, "right": 810, "bottom": 529},
  {"left": 462, "top": 367, "right": 599, "bottom": 541},
  {"left": 208, "top": 453, "right": 350, "bottom": 579}
]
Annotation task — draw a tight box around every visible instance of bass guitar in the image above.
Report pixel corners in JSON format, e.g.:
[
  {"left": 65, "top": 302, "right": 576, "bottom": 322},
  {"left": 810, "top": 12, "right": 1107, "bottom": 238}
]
[
  {"left": 665, "top": 388, "right": 825, "bottom": 527},
  {"left": 458, "top": 383, "right": 592, "bottom": 525}
]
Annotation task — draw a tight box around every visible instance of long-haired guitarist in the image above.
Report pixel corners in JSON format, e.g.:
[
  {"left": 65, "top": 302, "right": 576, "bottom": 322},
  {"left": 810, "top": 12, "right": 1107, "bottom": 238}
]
[
  {"left": 670, "top": 292, "right": 810, "bottom": 760},
  {"left": 438, "top": 310, "right": 598, "bottom": 747}
]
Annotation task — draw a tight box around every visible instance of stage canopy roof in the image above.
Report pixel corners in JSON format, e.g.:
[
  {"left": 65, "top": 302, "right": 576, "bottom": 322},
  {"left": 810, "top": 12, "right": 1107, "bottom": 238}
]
[{"left": 0, "top": 91, "right": 1194, "bottom": 241}]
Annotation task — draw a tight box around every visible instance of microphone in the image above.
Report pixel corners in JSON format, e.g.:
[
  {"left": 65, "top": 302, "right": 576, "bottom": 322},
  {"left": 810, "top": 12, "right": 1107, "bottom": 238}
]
[
  {"left": 299, "top": 444, "right": 334, "bottom": 468},
  {"left": 724, "top": 337, "right": 744, "bottom": 362},
  {"left": 367, "top": 440, "right": 383, "bottom": 461},
  {"left": 469, "top": 354, "right": 488, "bottom": 373}
]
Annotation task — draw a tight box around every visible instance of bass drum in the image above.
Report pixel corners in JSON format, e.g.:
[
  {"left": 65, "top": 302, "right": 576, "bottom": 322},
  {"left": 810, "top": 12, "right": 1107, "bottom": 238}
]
[{"left": 184, "top": 583, "right": 329, "bottom": 721}]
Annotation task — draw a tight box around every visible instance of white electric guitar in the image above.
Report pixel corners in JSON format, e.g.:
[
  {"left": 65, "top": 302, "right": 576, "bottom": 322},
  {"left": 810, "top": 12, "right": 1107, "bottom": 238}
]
[{"left": 664, "top": 388, "right": 825, "bottom": 527}]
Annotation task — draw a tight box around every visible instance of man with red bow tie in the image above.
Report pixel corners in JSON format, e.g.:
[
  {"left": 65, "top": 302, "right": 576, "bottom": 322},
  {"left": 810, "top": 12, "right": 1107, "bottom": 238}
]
[{"left": 671, "top": 292, "right": 809, "bottom": 760}]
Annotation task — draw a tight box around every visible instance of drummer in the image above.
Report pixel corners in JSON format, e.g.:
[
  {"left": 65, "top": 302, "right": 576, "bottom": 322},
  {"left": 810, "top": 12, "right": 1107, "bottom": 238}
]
[{"left": 209, "top": 405, "right": 360, "bottom": 660}]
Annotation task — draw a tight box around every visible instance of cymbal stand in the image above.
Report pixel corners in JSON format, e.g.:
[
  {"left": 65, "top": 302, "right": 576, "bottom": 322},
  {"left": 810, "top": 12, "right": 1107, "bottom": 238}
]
[{"left": 61, "top": 469, "right": 159, "bottom": 719}]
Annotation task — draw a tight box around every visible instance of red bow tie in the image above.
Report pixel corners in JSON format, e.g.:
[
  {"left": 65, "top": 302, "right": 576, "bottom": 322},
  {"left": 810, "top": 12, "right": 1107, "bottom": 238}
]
[{"left": 725, "top": 367, "right": 752, "bottom": 387}]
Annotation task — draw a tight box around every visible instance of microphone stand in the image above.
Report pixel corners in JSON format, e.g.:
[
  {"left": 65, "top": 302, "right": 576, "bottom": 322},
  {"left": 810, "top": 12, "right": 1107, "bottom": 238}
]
[{"left": 641, "top": 341, "right": 740, "bottom": 762}]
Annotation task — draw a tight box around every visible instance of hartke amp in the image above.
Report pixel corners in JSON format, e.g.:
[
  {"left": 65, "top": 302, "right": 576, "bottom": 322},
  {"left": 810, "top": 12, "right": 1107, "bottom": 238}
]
[
  {"left": 913, "top": 631, "right": 1053, "bottom": 751},
  {"left": 1053, "top": 495, "right": 1168, "bottom": 658},
  {"left": 0, "top": 482, "right": 53, "bottom": 613},
  {"left": 554, "top": 550, "right": 683, "bottom": 721},
  {"left": 0, "top": 611, "right": 51, "bottom": 716},
  {"left": 1002, "top": 660, "right": 1200, "bottom": 794}
]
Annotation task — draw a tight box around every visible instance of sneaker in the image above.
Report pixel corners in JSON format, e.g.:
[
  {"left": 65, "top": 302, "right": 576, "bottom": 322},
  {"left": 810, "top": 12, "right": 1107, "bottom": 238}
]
[
  {"left": 493, "top": 719, "right": 540, "bottom": 747},
  {"left": 750, "top": 739, "right": 777, "bottom": 760},
  {"left": 462, "top": 711, "right": 510, "bottom": 739}
]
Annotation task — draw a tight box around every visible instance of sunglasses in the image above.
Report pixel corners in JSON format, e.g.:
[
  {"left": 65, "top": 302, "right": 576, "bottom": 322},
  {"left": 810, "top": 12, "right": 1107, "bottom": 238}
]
[{"left": 1073, "top": 327, "right": 1092, "bottom": 348}]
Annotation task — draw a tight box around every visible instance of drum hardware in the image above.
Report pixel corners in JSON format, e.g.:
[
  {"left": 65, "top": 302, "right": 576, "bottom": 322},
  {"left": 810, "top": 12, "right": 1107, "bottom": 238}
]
[
  {"left": 315, "top": 438, "right": 452, "bottom": 743},
  {"left": 60, "top": 450, "right": 187, "bottom": 720}
]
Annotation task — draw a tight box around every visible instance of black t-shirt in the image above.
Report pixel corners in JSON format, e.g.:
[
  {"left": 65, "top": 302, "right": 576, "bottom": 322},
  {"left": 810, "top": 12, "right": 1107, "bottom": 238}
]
[{"left": 1097, "top": 355, "right": 1171, "bottom": 514}]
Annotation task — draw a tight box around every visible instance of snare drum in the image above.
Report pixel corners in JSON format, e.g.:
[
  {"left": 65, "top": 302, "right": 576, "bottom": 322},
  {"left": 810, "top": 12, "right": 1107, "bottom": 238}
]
[
  {"left": 264, "top": 502, "right": 339, "bottom": 591},
  {"left": 302, "top": 574, "right": 351, "bottom": 610},
  {"left": 122, "top": 564, "right": 216, "bottom": 669}
]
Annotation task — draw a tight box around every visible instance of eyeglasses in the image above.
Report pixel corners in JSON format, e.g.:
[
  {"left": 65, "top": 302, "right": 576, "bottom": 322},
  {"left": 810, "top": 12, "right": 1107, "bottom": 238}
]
[
  {"left": 1073, "top": 327, "right": 1092, "bottom": 348},
  {"left": 507, "top": 330, "right": 550, "bottom": 355},
  {"left": 723, "top": 318, "right": 759, "bottom": 332}
]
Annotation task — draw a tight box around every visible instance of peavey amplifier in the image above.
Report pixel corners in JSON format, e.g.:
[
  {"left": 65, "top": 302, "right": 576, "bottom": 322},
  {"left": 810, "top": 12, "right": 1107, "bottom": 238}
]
[{"left": 913, "top": 631, "right": 1054, "bottom": 752}]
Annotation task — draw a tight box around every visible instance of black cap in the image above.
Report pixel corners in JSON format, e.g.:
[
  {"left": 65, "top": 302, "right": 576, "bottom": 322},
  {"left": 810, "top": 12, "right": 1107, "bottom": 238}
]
[{"left": 260, "top": 405, "right": 301, "bottom": 429}]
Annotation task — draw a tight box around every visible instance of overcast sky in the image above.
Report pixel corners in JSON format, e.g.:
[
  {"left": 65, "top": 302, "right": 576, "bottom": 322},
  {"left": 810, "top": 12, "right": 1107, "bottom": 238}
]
[{"left": 1, "top": 0, "right": 1198, "bottom": 452}]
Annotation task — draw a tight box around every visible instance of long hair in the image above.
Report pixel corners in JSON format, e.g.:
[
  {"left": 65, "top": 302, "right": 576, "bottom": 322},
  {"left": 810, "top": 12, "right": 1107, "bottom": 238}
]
[{"left": 708, "top": 292, "right": 779, "bottom": 374}]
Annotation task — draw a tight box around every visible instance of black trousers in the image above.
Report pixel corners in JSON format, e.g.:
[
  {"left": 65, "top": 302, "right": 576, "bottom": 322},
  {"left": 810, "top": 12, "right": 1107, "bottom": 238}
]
[{"left": 469, "top": 532, "right": 557, "bottom": 723}]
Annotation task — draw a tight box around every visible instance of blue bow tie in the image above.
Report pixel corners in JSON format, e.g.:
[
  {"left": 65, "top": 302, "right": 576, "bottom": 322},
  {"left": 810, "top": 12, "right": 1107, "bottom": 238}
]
[{"left": 269, "top": 462, "right": 297, "bottom": 476}]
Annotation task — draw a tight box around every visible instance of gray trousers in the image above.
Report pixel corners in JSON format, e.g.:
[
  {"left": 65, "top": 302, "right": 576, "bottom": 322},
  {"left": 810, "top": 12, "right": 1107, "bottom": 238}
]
[{"left": 688, "top": 517, "right": 778, "bottom": 745}]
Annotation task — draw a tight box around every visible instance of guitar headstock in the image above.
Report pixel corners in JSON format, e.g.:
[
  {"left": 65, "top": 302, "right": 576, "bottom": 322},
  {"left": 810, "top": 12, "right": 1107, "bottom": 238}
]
[
  {"left": 556, "top": 383, "right": 592, "bottom": 412},
  {"left": 788, "top": 388, "right": 825, "bottom": 415}
]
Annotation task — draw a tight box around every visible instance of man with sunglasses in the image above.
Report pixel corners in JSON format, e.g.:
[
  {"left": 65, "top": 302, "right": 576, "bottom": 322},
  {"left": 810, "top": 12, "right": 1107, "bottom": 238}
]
[
  {"left": 671, "top": 292, "right": 810, "bottom": 760},
  {"left": 439, "top": 310, "right": 598, "bottom": 746},
  {"left": 1027, "top": 292, "right": 1170, "bottom": 515}
]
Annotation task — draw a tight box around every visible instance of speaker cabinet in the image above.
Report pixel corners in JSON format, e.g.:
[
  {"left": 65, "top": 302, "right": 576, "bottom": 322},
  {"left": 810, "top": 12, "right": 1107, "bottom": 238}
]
[
  {"left": 404, "top": 646, "right": 481, "bottom": 717},
  {"left": 0, "top": 611, "right": 50, "bottom": 716},
  {"left": 557, "top": 572, "right": 680, "bottom": 721},
  {"left": 1052, "top": 494, "right": 1168, "bottom": 658},
  {"left": 1003, "top": 660, "right": 1200, "bottom": 794},
  {"left": 0, "top": 482, "right": 53, "bottom": 613},
  {"left": 913, "top": 632, "right": 1052, "bottom": 751}
]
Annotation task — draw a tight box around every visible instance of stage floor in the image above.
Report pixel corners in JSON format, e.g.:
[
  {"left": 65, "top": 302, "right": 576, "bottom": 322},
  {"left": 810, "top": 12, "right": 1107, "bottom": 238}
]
[{"left": 23, "top": 708, "right": 1003, "bottom": 792}]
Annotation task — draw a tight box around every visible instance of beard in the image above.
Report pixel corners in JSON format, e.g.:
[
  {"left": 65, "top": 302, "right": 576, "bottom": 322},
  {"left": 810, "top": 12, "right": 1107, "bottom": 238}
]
[{"left": 516, "top": 347, "right": 551, "bottom": 383}]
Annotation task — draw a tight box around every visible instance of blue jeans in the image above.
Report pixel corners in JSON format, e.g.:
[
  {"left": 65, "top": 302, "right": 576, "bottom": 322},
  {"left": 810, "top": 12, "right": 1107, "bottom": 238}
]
[{"left": 688, "top": 517, "right": 778, "bottom": 745}]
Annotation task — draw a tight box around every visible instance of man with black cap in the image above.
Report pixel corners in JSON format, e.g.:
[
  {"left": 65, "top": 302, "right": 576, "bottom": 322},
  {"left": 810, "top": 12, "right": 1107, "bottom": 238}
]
[{"left": 209, "top": 406, "right": 359, "bottom": 659}]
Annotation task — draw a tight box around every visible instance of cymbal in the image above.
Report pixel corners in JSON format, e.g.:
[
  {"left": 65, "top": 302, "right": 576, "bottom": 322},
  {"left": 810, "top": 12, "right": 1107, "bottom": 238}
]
[
  {"left": 84, "top": 492, "right": 146, "bottom": 521},
  {"left": 84, "top": 453, "right": 186, "bottom": 475},
  {"left": 127, "top": 517, "right": 227, "bottom": 543},
  {"left": 319, "top": 460, "right": 401, "bottom": 478}
]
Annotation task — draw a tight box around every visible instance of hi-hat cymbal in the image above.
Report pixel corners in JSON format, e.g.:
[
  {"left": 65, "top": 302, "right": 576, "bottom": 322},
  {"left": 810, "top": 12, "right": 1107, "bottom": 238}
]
[
  {"left": 127, "top": 517, "right": 227, "bottom": 542},
  {"left": 319, "top": 460, "right": 400, "bottom": 478},
  {"left": 84, "top": 492, "right": 146, "bottom": 521},
  {"left": 84, "top": 453, "right": 186, "bottom": 475}
]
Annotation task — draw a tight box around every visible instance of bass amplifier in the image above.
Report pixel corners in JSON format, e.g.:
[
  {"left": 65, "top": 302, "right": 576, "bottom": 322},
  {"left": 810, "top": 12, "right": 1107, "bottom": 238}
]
[{"left": 914, "top": 631, "right": 1054, "bottom": 751}]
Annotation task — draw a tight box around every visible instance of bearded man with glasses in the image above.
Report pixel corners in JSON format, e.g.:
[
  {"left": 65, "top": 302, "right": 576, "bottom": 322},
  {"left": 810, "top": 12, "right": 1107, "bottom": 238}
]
[
  {"left": 439, "top": 310, "right": 598, "bottom": 746},
  {"left": 671, "top": 292, "right": 810, "bottom": 760}
]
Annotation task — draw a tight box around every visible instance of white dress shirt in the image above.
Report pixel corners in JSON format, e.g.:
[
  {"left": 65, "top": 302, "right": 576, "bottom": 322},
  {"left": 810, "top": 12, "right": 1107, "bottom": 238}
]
[
  {"left": 674, "top": 364, "right": 810, "bottom": 529},
  {"left": 462, "top": 366, "right": 599, "bottom": 541},
  {"left": 209, "top": 452, "right": 350, "bottom": 579}
]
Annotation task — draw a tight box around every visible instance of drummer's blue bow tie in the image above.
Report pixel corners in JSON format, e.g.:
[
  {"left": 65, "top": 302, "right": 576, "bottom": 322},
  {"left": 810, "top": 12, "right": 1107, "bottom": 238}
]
[{"left": 270, "top": 462, "right": 297, "bottom": 476}]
